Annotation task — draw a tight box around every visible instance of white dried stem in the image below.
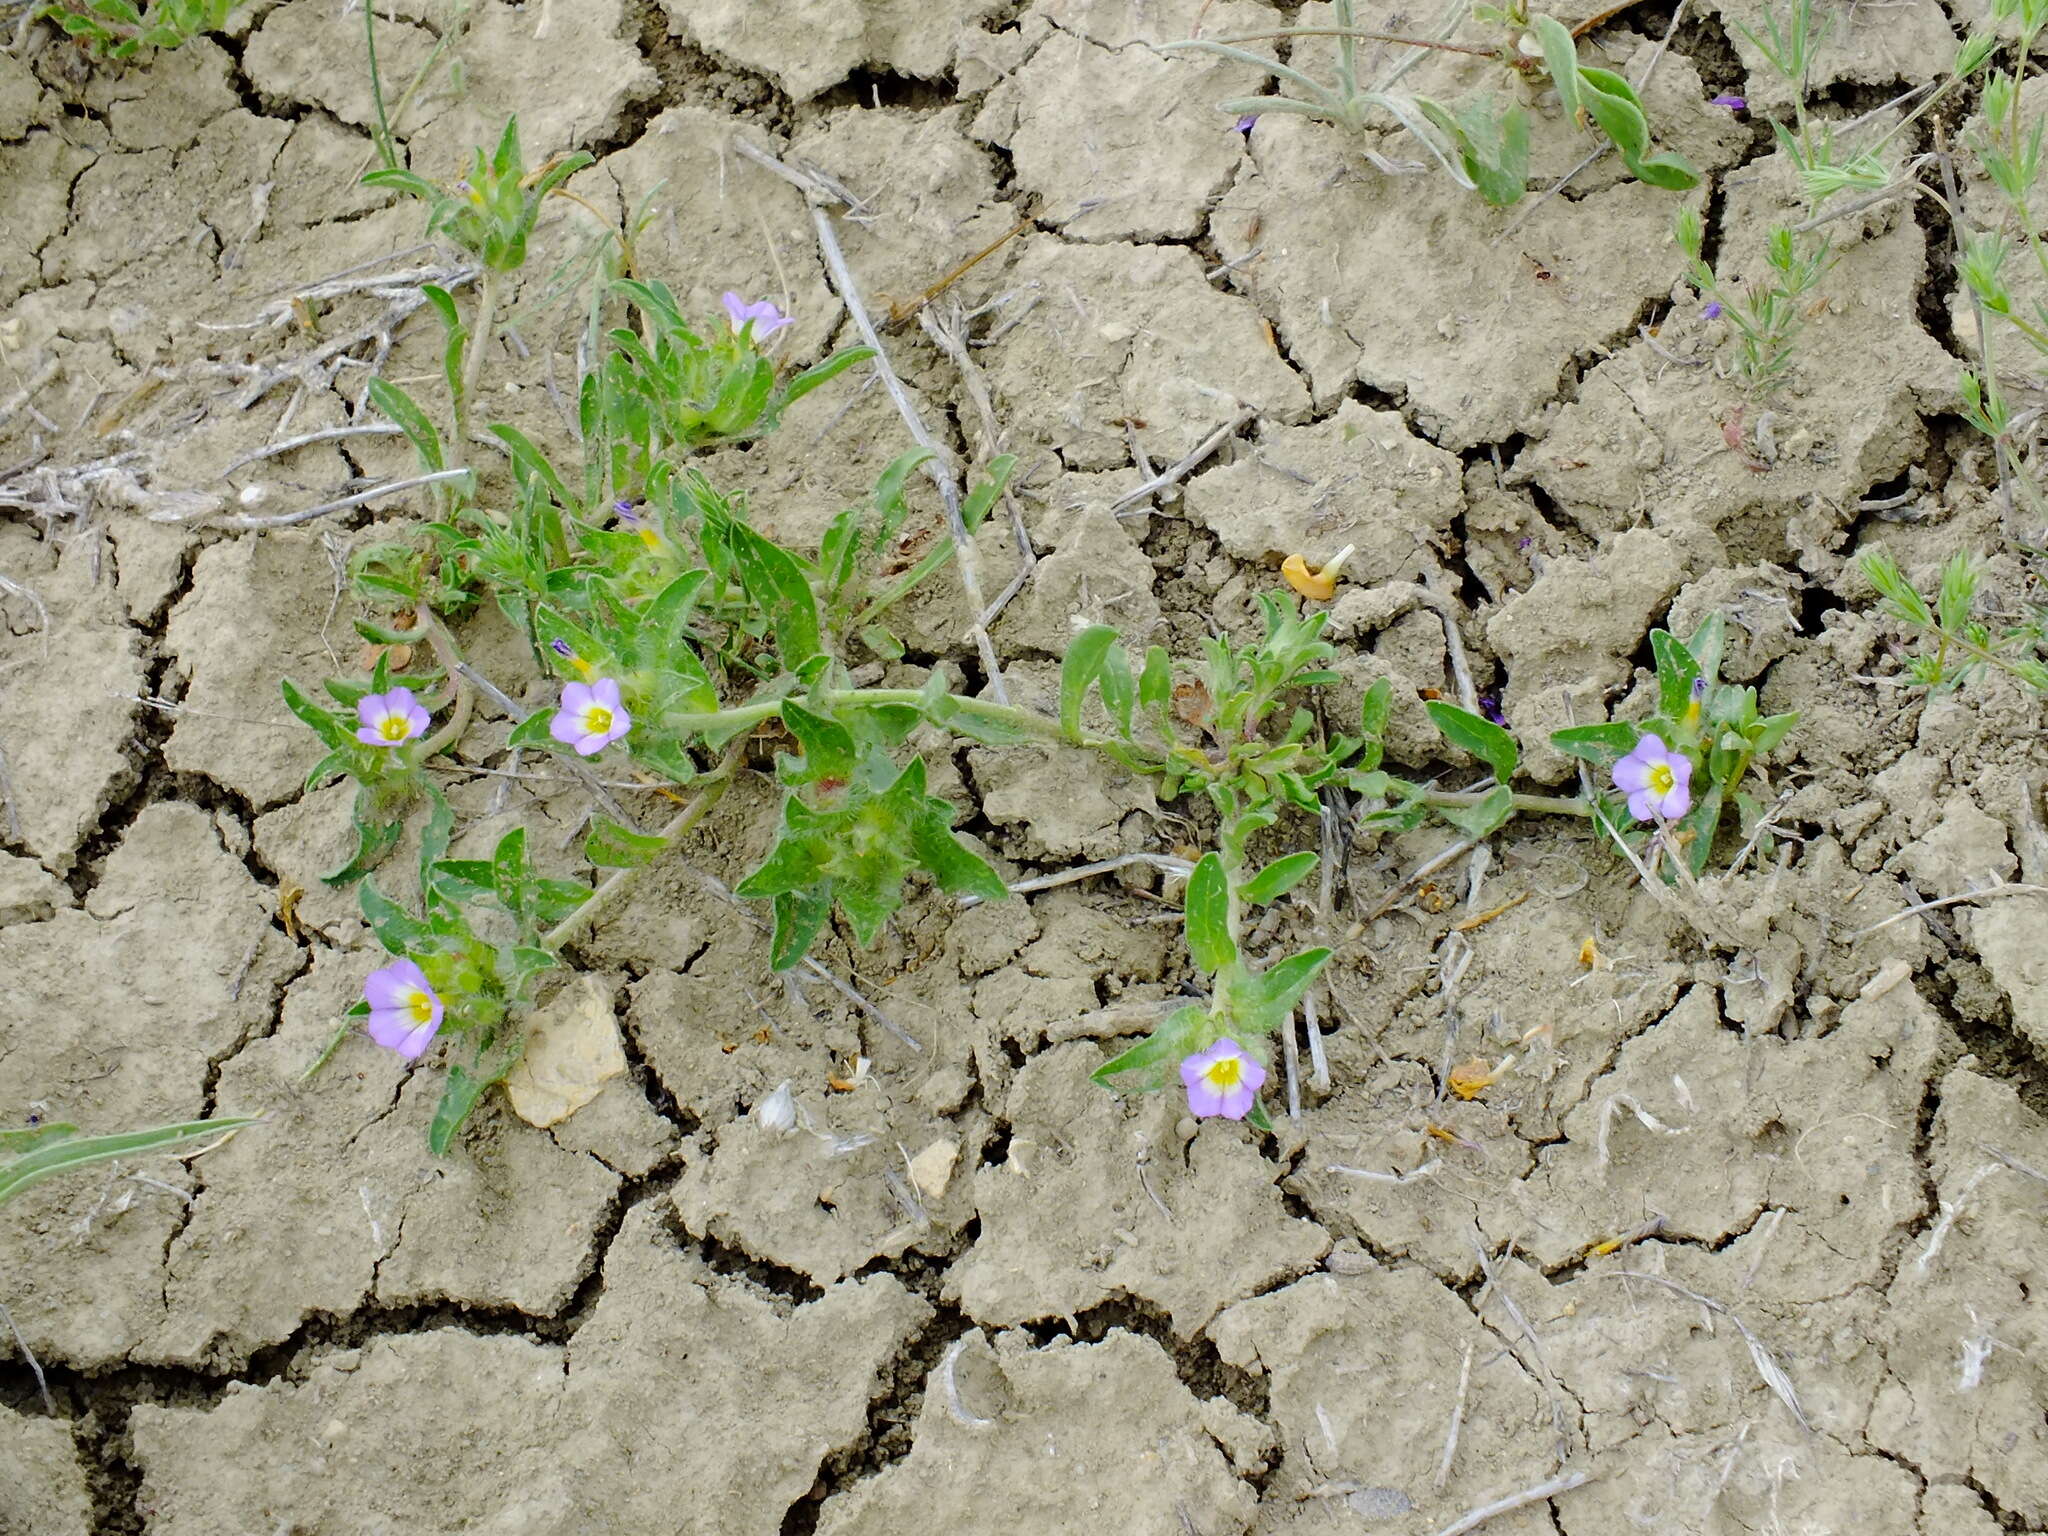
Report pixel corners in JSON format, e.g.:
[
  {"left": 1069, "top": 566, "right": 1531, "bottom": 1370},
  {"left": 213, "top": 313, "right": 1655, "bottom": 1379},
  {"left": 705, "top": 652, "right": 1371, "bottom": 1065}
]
[
  {"left": 940, "top": 1333, "right": 996, "bottom": 1427},
  {"left": 1110, "top": 407, "right": 1255, "bottom": 516},
  {"left": 1430, "top": 1469, "right": 1594, "bottom": 1536},
  {"left": 1844, "top": 882, "right": 2048, "bottom": 941},
  {"left": 1603, "top": 1270, "right": 1812, "bottom": 1431},
  {"left": 1325, "top": 1158, "right": 1442, "bottom": 1184},
  {"left": 959, "top": 852, "right": 1195, "bottom": 909},
  {"left": 1595, "top": 1093, "right": 1684, "bottom": 1172},
  {"left": 1912, "top": 1165, "right": 1999, "bottom": 1277},
  {"left": 793, "top": 187, "right": 1007, "bottom": 704},
  {"left": 1435, "top": 1339, "right": 1474, "bottom": 1491},
  {"left": 210, "top": 468, "right": 474, "bottom": 528}
]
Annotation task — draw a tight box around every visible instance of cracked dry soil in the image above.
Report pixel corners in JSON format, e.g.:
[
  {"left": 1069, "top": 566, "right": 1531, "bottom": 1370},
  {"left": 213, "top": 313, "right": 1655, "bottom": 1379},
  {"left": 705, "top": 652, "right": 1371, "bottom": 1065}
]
[{"left": 4, "top": 0, "right": 2048, "bottom": 1532}]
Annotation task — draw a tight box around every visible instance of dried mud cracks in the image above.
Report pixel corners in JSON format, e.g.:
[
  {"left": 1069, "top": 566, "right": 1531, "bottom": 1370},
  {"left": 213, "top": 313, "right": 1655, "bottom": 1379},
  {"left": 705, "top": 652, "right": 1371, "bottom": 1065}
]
[{"left": 4, "top": 1, "right": 2048, "bottom": 1533}]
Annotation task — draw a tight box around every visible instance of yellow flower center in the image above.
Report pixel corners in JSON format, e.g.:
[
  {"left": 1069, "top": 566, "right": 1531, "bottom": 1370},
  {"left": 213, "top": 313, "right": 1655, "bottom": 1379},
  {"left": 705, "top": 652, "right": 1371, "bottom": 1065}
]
[
  {"left": 582, "top": 705, "right": 613, "bottom": 735},
  {"left": 1646, "top": 762, "right": 1674, "bottom": 796},
  {"left": 1204, "top": 1056, "right": 1243, "bottom": 1091},
  {"left": 377, "top": 713, "right": 411, "bottom": 742},
  {"left": 404, "top": 989, "right": 435, "bottom": 1025}
]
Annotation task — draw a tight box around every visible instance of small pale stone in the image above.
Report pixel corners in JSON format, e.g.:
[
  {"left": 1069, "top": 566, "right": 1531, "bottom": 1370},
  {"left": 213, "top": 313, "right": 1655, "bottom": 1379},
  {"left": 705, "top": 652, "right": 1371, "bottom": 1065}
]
[
  {"left": 505, "top": 975, "right": 627, "bottom": 1128},
  {"left": 908, "top": 1139, "right": 959, "bottom": 1201}
]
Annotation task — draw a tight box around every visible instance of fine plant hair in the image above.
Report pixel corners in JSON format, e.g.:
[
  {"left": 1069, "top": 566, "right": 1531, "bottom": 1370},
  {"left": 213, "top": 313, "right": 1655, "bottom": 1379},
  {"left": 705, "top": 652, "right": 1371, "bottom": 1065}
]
[{"left": 1162, "top": 0, "right": 1698, "bottom": 208}]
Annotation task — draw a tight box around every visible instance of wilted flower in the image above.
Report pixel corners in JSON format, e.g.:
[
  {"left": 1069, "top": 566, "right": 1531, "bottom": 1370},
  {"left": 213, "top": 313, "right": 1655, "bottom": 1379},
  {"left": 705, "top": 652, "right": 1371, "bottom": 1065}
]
[
  {"left": 550, "top": 638, "right": 573, "bottom": 658},
  {"left": 722, "top": 292, "right": 791, "bottom": 338},
  {"left": 551, "top": 677, "right": 632, "bottom": 756},
  {"left": 1710, "top": 94, "right": 1746, "bottom": 110},
  {"left": 1479, "top": 694, "right": 1508, "bottom": 727},
  {"left": 1613, "top": 733, "right": 1693, "bottom": 822},
  {"left": 355, "top": 686, "right": 430, "bottom": 747},
  {"left": 1232, "top": 114, "right": 1257, "bottom": 134},
  {"left": 363, "top": 958, "right": 444, "bottom": 1059},
  {"left": 1180, "top": 1037, "right": 1266, "bottom": 1120}
]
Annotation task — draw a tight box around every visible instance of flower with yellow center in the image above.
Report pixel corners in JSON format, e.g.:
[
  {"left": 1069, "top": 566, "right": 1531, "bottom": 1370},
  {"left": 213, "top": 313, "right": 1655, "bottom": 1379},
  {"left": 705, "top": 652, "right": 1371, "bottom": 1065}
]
[{"left": 1179, "top": 1037, "right": 1267, "bottom": 1120}]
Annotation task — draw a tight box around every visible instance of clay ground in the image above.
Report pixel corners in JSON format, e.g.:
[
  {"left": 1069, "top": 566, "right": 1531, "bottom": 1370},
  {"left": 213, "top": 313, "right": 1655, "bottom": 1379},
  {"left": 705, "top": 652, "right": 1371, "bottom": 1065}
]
[{"left": 4, "top": 0, "right": 2048, "bottom": 1532}]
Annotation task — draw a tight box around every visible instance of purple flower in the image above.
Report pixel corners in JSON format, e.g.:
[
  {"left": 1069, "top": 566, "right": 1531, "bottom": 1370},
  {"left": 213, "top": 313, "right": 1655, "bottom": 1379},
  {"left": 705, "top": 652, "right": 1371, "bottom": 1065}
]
[
  {"left": 363, "top": 958, "right": 444, "bottom": 1059},
  {"left": 1612, "top": 733, "right": 1693, "bottom": 822},
  {"left": 1479, "top": 694, "right": 1508, "bottom": 727},
  {"left": 355, "top": 686, "right": 430, "bottom": 747},
  {"left": 550, "top": 638, "right": 573, "bottom": 658},
  {"left": 1232, "top": 114, "right": 1257, "bottom": 134},
  {"left": 1710, "top": 94, "right": 1746, "bottom": 111},
  {"left": 721, "top": 292, "right": 791, "bottom": 338},
  {"left": 551, "top": 677, "right": 632, "bottom": 756},
  {"left": 1703, "top": 300, "right": 1724, "bottom": 320},
  {"left": 1180, "top": 1037, "right": 1266, "bottom": 1120}
]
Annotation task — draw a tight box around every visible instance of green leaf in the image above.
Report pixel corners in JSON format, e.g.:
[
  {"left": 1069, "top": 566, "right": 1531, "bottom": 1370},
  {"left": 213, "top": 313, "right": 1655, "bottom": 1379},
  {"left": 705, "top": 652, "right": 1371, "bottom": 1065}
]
[
  {"left": 1425, "top": 700, "right": 1518, "bottom": 783},
  {"left": 725, "top": 519, "right": 823, "bottom": 669},
  {"left": 1676, "top": 779, "right": 1724, "bottom": 876},
  {"left": 1937, "top": 551, "right": 1978, "bottom": 633},
  {"left": 585, "top": 817, "right": 669, "bottom": 869},
  {"left": 1437, "top": 783, "right": 1515, "bottom": 840},
  {"left": 1098, "top": 643, "right": 1136, "bottom": 738},
  {"left": 358, "top": 875, "right": 429, "bottom": 953},
  {"left": 507, "top": 710, "right": 560, "bottom": 750},
  {"left": 1239, "top": 851, "right": 1318, "bottom": 907},
  {"left": 487, "top": 424, "right": 574, "bottom": 511},
  {"left": 417, "top": 786, "right": 454, "bottom": 892},
  {"left": 280, "top": 678, "right": 355, "bottom": 753},
  {"left": 768, "top": 888, "right": 832, "bottom": 971},
  {"left": 1138, "top": 645, "right": 1172, "bottom": 722},
  {"left": 1358, "top": 676, "right": 1392, "bottom": 772},
  {"left": 1685, "top": 612, "right": 1726, "bottom": 688},
  {"left": 367, "top": 377, "right": 444, "bottom": 475},
  {"left": 1183, "top": 853, "right": 1236, "bottom": 974},
  {"left": 325, "top": 813, "right": 404, "bottom": 886},
  {"left": 1060, "top": 626, "right": 1122, "bottom": 741},
  {"left": 1749, "top": 711, "right": 1798, "bottom": 754},
  {"left": 1651, "top": 629, "right": 1701, "bottom": 723},
  {"left": 910, "top": 813, "right": 1009, "bottom": 901},
  {"left": 860, "top": 623, "right": 905, "bottom": 661},
  {"left": 1090, "top": 1003, "right": 1210, "bottom": 1094},
  {"left": 428, "top": 1065, "right": 489, "bottom": 1156},
  {"left": 776, "top": 345, "right": 878, "bottom": 413},
  {"left": 1251, "top": 946, "right": 1332, "bottom": 1015},
  {"left": 1533, "top": 15, "right": 1581, "bottom": 119},
  {"left": 1549, "top": 721, "right": 1641, "bottom": 764},
  {"left": 936, "top": 698, "right": 1045, "bottom": 747},
  {"left": 491, "top": 826, "right": 529, "bottom": 913},
  {"left": 0, "top": 1116, "right": 261, "bottom": 1208},
  {"left": 959, "top": 454, "right": 1016, "bottom": 534},
  {"left": 779, "top": 699, "right": 857, "bottom": 785}
]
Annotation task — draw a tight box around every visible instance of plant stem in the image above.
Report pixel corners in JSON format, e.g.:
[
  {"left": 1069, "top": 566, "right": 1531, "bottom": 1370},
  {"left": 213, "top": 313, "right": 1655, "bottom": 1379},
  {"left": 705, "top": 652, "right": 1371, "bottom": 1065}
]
[
  {"left": 418, "top": 617, "right": 476, "bottom": 759},
  {"left": 458, "top": 267, "right": 502, "bottom": 449},
  {"left": 1423, "top": 788, "right": 1591, "bottom": 818},
  {"left": 663, "top": 688, "right": 1082, "bottom": 750},
  {"left": 541, "top": 742, "right": 745, "bottom": 953}
]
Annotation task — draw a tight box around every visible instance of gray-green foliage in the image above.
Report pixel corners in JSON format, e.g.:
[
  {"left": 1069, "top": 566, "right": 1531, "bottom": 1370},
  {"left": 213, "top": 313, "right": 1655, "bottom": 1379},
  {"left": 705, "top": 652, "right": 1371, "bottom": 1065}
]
[
  {"left": 1861, "top": 548, "right": 2048, "bottom": 692},
  {"left": 35, "top": 0, "right": 236, "bottom": 57},
  {"left": 0, "top": 1116, "right": 259, "bottom": 1207},
  {"left": 1166, "top": 0, "right": 1698, "bottom": 208}
]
